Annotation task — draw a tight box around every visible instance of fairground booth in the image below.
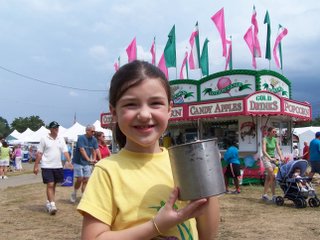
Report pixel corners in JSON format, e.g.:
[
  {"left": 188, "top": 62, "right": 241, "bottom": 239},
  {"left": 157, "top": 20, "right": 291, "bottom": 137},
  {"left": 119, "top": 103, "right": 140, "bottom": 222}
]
[{"left": 101, "top": 69, "right": 312, "bottom": 184}]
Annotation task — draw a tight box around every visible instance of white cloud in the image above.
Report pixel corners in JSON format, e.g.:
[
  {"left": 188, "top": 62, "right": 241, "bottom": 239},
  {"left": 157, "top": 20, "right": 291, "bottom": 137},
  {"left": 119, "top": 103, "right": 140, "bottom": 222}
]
[
  {"left": 69, "top": 91, "right": 79, "bottom": 97},
  {"left": 89, "top": 45, "right": 108, "bottom": 61}
]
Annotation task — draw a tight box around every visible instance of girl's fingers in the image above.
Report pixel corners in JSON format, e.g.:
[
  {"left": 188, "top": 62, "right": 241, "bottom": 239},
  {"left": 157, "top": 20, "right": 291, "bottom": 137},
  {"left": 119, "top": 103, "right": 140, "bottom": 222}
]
[
  {"left": 165, "top": 187, "right": 179, "bottom": 208},
  {"left": 177, "top": 198, "right": 208, "bottom": 220}
]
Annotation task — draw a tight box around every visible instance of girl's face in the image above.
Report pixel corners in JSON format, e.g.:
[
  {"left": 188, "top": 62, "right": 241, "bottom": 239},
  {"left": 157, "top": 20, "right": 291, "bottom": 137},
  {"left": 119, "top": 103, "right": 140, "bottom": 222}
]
[{"left": 110, "top": 78, "right": 172, "bottom": 153}]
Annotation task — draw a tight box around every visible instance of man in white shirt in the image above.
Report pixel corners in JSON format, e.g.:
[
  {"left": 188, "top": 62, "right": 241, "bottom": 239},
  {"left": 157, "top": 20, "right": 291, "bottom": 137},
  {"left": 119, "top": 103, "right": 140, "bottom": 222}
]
[{"left": 33, "top": 121, "right": 73, "bottom": 215}]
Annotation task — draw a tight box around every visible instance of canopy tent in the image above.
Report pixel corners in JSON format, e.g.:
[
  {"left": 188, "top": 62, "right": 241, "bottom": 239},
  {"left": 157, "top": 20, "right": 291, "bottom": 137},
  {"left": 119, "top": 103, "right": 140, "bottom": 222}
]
[
  {"left": 15, "top": 128, "right": 34, "bottom": 143},
  {"left": 62, "top": 122, "right": 86, "bottom": 142},
  {"left": 29, "top": 126, "right": 50, "bottom": 142},
  {"left": 9, "top": 129, "right": 21, "bottom": 139},
  {"left": 5, "top": 134, "right": 17, "bottom": 143},
  {"left": 7, "top": 121, "right": 113, "bottom": 144},
  {"left": 293, "top": 126, "right": 320, "bottom": 155}
]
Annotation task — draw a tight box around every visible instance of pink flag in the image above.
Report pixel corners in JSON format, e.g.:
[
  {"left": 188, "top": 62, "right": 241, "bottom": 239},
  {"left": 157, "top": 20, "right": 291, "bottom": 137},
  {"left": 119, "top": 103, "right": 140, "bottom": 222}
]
[
  {"left": 244, "top": 27, "right": 257, "bottom": 69},
  {"left": 157, "top": 53, "right": 168, "bottom": 79},
  {"left": 251, "top": 6, "right": 262, "bottom": 57},
  {"left": 150, "top": 37, "right": 156, "bottom": 65},
  {"left": 273, "top": 26, "right": 288, "bottom": 69},
  {"left": 114, "top": 57, "right": 120, "bottom": 72},
  {"left": 180, "top": 51, "right": 188, "bottom": 79},
  {"left": 126, "top": 37, "right": 137, "bottom": 62},
  {"left": 114, "top": 62, "right": 119, "bottom": 72},
  {"left": 211, "top": 8, "right": 227, "bottom": 57},
  {"left": 188, "top": 23, "right": 200, "bottom": 69},
  {"left": 225, "top": 39, "right": 232, "bottom": 70}
]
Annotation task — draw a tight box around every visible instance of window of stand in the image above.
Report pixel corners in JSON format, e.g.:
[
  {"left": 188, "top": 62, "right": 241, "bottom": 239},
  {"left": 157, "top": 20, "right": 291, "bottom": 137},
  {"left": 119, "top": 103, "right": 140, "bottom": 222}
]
[
  {"left": 202, "top": 120, "right": 239, "bottom": 150},
  {"left": 271, "top": 121, "right": 291, "bottom": 146}
]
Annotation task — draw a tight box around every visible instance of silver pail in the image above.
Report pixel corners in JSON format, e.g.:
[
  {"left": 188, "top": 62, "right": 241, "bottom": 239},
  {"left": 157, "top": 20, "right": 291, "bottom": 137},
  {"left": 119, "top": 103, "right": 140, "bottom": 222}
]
[{"left": 168, "top": 138, "right": 225, "bottom": 200}]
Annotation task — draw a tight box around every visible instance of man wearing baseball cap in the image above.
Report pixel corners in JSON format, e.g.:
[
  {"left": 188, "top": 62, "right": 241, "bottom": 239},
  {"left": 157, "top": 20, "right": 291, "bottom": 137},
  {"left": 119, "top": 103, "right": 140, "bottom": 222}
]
[
  {"left": 308, "top": 132, "right": 320, "bottom": 179},
  {"left": 34, "top": 121, "right": 73, "bottom": 215}
]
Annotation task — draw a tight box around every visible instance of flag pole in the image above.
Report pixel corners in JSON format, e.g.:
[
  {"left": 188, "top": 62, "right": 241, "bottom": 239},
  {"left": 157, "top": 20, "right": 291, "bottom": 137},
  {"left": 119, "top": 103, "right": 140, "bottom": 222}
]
[
  {"left": 176, "top": 66, "right": 178, "bottom": 79},
  {"left": 154, "top": 36, "right": 156, "bottom": 66},
  {"left": 186, "top": 48, "right": 189, "bottom": 79}
]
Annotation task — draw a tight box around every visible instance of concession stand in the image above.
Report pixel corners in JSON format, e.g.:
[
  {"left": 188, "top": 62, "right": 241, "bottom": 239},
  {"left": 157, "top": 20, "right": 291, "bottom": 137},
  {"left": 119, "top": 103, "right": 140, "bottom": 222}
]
[
  {"left": 167, "top": 69, "right": 311, "bottom": 155},
  {"left": 101, "top": 69, "right": 312, "bottom": 184}
]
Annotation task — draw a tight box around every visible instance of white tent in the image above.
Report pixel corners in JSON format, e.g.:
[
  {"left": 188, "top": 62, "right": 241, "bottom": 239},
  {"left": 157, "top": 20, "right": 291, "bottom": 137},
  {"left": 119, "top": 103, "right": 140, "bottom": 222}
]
[
  {"left": 15, "top": 128, "right": 35, "bottom": 143},
  {"left": 58, "top": 125, "right": 67, "bottom": 137},
  {"left": 62, "top": 122, "right": 85, "bottom": 142},
  {"left": 9, "top": 129, "right": 21, "bottom": 139},
  {"left": 8, "top": 120, "right": 113, "bottom": 144},
  {"left": 293, "top": 126, "right": 320, "bottom": 154},
  {"left": 29, "top": 126, "right": 50, "bottom": 142}
]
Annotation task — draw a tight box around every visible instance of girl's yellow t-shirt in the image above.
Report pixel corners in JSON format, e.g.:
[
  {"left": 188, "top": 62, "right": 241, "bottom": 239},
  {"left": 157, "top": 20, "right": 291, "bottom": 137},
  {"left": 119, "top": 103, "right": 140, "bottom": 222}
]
[{"left": 78, "top": 148, "right": 198, "bottom": 239}]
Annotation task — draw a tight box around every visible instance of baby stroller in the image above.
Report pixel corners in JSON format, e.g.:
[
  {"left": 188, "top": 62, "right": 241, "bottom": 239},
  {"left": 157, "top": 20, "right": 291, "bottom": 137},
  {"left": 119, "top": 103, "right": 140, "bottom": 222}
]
[{"left": 275, "top": 159, "right": 320, "bottom": 208}]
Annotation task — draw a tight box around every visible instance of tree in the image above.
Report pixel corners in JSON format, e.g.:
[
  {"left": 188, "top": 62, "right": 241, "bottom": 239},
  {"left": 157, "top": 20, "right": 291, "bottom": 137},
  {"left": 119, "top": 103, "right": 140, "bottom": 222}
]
[
  {"left": 295, "top": 114, "right": 320, "bottom": 128},
  {"left": 0, "top": 116, "right": 11, "bottom": 138},
  {"left": 11, "top": 115, "right": 45, "bottom": 132}
]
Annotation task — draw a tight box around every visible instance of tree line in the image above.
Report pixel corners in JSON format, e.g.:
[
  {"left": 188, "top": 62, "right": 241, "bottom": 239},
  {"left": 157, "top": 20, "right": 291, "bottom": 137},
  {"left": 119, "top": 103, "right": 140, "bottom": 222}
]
[
  {"left": 294, "top": 115, "right": 320, "bottom": 128},
  {"left": 0, "top": 116, "right": 45, "bottom": 139}
]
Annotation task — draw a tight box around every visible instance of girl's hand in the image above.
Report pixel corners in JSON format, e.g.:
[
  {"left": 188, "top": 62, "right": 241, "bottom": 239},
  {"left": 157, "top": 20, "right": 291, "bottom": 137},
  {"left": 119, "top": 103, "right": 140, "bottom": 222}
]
[{"left": 153, "top": 187, "right": 208, "bottom": 233}]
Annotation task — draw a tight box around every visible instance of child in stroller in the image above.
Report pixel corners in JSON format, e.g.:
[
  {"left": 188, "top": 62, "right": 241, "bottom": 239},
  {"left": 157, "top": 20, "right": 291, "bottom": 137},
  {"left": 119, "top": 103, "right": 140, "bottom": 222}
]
[
  {"left": 275, "top": 159, "right": 319, "bottom": 208},
  {"left": 292, "top": 167, "right": 314, "bottom": 192}
]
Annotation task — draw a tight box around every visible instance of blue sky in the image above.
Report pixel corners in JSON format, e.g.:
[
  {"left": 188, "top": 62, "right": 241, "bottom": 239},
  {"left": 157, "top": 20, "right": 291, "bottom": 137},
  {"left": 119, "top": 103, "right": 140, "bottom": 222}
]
[{"left": 0, "top": 0, "right": 319, "bottom": 128}]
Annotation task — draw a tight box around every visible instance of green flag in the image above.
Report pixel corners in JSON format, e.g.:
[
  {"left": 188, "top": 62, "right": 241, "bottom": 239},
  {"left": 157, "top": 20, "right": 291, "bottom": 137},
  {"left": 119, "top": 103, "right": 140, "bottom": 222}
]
[
  {"left": 200, "top": 38, "right": 209, "bottom": 76},
  {"left": 278, "top": 24, "right": 284, "bottom": 70},
  {"left": 164, "top": 25, "right": 176, "bottom": 67},
  {"left": 264, "top": 10, "right": 271, "bottom": 60}
]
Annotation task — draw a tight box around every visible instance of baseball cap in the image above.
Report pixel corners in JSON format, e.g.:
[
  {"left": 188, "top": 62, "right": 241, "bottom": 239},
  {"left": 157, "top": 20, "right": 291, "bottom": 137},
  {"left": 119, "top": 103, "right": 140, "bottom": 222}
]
[
  {"left": 316, "top": 132, "right": 320, "bottom": 138},
  {"left": 49, "top": 121, "right": 60, "bottom": 128}
]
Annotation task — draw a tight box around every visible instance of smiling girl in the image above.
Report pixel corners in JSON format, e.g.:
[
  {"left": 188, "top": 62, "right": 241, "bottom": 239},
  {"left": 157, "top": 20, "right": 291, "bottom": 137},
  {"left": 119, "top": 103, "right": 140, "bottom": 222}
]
[{"left": 78, "top": 60, "right": 220, "bottom": 239}]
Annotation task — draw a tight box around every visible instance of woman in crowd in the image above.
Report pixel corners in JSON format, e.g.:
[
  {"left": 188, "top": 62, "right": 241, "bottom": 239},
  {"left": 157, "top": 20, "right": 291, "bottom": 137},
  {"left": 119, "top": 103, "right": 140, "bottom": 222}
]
[
  {"left": 95, "top": 131, "right": 111, "bottom": 160},
  {"left": 14, "top": 144, "right": 23, "bottom": 171},
  {"left": 262, "top": 127, "right": 284, "bottom": 202},
  {"left": 0, "top": 141, "right": 11, "bottom": 179}
]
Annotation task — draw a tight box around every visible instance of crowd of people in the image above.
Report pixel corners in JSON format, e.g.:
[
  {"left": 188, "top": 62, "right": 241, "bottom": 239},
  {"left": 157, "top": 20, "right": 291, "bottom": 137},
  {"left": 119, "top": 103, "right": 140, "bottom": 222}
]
[{"left": 31, "top": 121, "right": 112, "bottom": 215}]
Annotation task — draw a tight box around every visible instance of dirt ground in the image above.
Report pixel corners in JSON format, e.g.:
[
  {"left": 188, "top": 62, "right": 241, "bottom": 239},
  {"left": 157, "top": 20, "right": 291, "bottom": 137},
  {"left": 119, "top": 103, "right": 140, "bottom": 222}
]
[{"left": 1, "top": 173, "right": 320, "bottom": 240}]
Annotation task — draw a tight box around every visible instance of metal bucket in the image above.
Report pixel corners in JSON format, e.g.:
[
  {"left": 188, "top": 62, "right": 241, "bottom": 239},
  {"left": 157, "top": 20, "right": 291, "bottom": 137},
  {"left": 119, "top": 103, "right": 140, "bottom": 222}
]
[{"left": 168, "top": 138, "right": 225, "bottom": 200}]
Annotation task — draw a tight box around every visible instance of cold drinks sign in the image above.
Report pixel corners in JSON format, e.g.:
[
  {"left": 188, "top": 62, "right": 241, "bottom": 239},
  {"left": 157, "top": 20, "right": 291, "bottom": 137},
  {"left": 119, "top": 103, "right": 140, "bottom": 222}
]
[
  {"left": 245, "top": 91, "right": 311, "bottom": 119},
  {"left": 246, "top": 91, "right": 281, "bottom": 114}
]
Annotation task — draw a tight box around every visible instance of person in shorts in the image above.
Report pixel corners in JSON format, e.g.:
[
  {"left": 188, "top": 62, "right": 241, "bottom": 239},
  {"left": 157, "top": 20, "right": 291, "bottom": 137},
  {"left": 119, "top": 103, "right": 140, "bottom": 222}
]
[
  {"left": 308, "top": 132, "right": 320, "bottom": 179},
  {"left": 0, "top": 140, "right": 11, "bottom": 179},
  {"left": 224, "top": 140, "right": 241, "bottom": 194},
  {"left": 70, "top": 124, "right": 99, "bottom": 203},
  {"left": 261, "top": 127, "right": 284, "bottom": 202},
  {"left": 33, "top": 121, "right": 72, "bottom": 215}
]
